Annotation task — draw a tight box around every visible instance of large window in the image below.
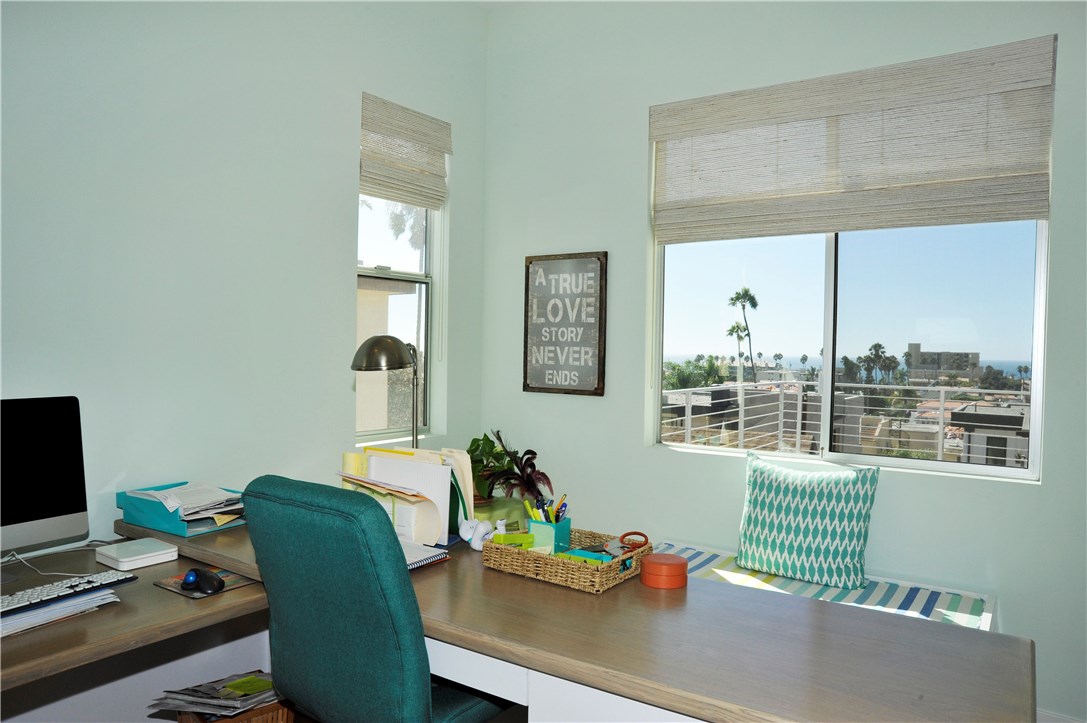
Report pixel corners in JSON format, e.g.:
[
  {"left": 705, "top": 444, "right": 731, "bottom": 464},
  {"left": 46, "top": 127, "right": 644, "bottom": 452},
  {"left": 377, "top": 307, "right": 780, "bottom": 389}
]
[
  {"left": 356, "top": 94, "right": 451, "bottom": 441},
  {"left": 659, "top": 221, "right": 1045, "bottom": 477},
  {"left": 651, "top": 36, "right": 1055, "bottom": 479}
]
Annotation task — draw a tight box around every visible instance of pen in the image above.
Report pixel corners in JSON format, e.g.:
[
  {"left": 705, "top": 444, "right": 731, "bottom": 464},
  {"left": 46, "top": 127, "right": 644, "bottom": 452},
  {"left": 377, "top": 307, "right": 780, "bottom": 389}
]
[
  {"left": 555, "top": 502, "right": 567, "bottom": 522},
  {"left": 555, "top": 494, "right": 567, "bottom": 510}
]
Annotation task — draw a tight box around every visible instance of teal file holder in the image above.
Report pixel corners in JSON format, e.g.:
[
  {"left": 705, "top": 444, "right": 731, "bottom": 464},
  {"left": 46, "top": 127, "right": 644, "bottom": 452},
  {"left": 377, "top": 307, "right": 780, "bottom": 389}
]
[
  {"left": 116, "top": 481, "right": 246, "bottom": 537},
  {"left": 528, "top": 517, "right": 571, "bottom": 553}
]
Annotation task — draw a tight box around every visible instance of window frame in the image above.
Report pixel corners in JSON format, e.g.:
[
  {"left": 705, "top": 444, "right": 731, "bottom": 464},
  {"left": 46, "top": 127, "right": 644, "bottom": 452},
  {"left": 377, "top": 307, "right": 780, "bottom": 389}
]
[
  {"left": 354, "top": 202, "right": 441, "bottom": 446},
  {"left": 651, "top": 221, "right": 1048, "bottom": 483}
]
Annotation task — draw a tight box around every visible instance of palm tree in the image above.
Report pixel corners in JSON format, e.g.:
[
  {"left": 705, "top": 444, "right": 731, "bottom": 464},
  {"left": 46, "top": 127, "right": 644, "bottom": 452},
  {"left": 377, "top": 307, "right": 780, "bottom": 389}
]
[
  {"left": 773, "top": 352, "right": 783, "bottom": 368},
  {"left": 859, "top": 354, "right": 876, "bottom": 384},
  {"left": 728, "top": 288, "right": 758, "bottom": 383},
  {"left": 1017, "top": 364, "right": 1031, "bottom": 391},
  {"left": 841, "top": 355, "right": 860, "bottom": 383},
  {"left": 867, "top": 343, "right": 887, "bottom": 382},
  {"left": 879, "top": 354, "right": 900, "bottom": 386},
  {"left": 726, "top": 323, "right": 748, "bottom": 382}
]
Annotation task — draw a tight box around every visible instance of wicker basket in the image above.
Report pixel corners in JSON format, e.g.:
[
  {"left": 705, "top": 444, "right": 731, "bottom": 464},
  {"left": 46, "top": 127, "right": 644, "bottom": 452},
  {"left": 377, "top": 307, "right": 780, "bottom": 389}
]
[
  {"left": 481, "top": 528, "right": 652, "bottom": 594},
  {"left": 178, "top": 700, "right": 294, "bottom": 723}
]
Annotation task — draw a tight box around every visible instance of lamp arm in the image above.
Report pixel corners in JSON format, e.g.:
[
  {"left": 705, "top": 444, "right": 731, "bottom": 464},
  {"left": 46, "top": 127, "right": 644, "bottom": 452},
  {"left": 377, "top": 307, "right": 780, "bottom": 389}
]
[{"left": 407, "top": 344, "right": 419, "bottom": 449}]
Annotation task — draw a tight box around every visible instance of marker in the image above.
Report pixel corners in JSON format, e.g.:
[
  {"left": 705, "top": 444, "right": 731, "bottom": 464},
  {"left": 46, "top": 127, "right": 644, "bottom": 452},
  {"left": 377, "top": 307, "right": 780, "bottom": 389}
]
[
  {"left": 555, "top": 502, "right": 567, "bottom": 522},
  {"left": 524, "top": 499, "right": 537, "bottom": 521}
]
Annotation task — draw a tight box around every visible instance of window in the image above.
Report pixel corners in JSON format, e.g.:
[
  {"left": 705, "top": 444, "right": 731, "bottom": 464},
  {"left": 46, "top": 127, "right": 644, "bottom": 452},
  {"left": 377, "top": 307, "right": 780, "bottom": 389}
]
[
  {"left": 651, "top": 37, "right": 1054, "bottom": 479},
  {"left": 357, "top": 94, "right": 451, "bottom": 441},
  {"left": 356, "top": 196, "right": 431, "bottom": 437},
  {"left": 659, "top": 221, "right": 1044, "bottom": 476}
]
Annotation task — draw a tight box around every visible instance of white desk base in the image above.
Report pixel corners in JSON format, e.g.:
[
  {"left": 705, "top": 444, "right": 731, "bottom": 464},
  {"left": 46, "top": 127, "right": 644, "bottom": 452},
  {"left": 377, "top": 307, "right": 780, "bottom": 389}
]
[{"left": 426, "top": 638, "right": 698, "bottom": 722}]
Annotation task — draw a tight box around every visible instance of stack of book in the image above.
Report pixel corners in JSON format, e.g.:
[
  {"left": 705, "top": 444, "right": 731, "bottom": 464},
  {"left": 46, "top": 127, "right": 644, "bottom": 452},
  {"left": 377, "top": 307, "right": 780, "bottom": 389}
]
[
  {"left": 1, "top": 589, "right": 120, "bottom": 638},
  {"left": 148, "top": 670, "right": 282, "bottom": 717}
]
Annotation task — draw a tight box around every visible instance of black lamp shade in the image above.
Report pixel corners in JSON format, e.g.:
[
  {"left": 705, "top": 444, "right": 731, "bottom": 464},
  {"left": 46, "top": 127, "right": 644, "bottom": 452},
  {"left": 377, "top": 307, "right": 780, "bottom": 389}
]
[{"left": 351, "top": 335, "right": 415, "bottom": 372}]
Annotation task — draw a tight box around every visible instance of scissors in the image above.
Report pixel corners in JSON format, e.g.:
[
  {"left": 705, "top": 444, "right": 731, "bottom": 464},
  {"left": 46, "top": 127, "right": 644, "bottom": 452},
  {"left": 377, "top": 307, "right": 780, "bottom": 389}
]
[{"left": 604, "top": 531, "right": 649, "bottom": 558}]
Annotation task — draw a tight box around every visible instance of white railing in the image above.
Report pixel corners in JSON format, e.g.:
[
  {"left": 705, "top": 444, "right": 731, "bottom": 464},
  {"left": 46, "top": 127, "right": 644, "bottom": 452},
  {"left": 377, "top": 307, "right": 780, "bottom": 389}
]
[{"left": 661, "top": 381, "right": 1030, "bottom": 468}]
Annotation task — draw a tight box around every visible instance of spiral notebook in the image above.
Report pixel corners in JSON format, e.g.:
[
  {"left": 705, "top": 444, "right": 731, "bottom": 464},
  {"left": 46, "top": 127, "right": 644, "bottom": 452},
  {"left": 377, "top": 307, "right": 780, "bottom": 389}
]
[{"left": 401, "top": 540, "right": 449, "bottom": 570}]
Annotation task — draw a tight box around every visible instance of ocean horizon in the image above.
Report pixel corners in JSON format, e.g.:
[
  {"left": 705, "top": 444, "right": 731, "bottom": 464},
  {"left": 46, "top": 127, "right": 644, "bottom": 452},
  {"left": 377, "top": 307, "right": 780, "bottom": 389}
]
[{"left": 664, "top": 354, "right": 1033, "bottom": 378}]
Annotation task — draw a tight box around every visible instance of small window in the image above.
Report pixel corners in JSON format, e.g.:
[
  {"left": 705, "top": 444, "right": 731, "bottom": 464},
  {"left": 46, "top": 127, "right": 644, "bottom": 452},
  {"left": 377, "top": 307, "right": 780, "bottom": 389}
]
[
  {"left": 356, "top": 196, "right": 430, "bottom": 438},
  {"left": 356, "top": 93, "right": 451, "bottom": 442}
]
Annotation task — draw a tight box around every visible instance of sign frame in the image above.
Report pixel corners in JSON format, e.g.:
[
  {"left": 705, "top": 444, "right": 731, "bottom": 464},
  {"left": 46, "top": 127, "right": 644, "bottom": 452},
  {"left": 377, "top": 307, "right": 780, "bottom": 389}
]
[{"left": 522, "top": 251, "right": 607, "bottom": 396}]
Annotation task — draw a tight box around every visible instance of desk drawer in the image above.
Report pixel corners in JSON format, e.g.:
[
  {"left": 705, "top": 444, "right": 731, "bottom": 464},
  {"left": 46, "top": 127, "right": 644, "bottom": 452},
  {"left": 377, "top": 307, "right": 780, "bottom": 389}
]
[{"left": 425, "top": 638, "right": 528, "bottom": 705}]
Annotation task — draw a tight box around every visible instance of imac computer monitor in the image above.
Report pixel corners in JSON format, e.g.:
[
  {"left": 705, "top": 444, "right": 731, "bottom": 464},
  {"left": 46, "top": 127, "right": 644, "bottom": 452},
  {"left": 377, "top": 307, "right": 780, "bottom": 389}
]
[{"left": 1, "top": 396, "right": 91, "bottom": 557}]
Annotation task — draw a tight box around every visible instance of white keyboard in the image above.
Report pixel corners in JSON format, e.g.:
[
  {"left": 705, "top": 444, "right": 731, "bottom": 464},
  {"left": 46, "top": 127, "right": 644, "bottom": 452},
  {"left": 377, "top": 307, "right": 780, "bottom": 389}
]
[{"left": 1, "top": 570, "right": 138, "bottom": 616}]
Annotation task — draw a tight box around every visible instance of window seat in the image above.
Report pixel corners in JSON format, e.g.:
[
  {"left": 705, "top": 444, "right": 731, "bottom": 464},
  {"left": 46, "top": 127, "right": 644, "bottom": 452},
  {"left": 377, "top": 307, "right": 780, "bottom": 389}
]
[{"left": 655, "top": 541, "right": 994, "bottom": 632}]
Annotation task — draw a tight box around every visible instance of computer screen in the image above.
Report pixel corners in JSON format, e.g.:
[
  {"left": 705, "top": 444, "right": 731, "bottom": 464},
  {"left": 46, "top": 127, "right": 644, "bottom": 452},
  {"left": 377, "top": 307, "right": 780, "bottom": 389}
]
[{"left": 1, "top": 396, "right": 91, "bottom": 556}]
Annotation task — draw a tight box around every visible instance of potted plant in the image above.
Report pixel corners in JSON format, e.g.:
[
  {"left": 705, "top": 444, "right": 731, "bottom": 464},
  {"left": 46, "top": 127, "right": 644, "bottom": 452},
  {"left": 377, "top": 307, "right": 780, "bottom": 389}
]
[
  {"left": 466, "top": 432, "right": 515, "bottom": 500},
  {"left": 485, "top": 430, "right": 553, "bottom": 501},
  {"left": 467, "top": 430, "right": 553, "bottom": 526}
]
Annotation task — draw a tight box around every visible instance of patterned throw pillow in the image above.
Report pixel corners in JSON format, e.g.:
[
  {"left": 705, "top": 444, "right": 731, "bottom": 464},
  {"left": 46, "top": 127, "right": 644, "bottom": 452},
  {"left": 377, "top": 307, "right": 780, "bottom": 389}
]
[{"left": 736, "top": 452, "right": 879, "bottom": 589}]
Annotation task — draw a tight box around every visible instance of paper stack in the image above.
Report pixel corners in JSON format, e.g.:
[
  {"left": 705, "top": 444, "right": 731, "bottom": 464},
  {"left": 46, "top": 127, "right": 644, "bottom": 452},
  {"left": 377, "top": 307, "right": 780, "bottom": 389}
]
[
  {"left": 128, "top": 483, "right": 243, "bottom": 521},
  {"left": 1, "top": 590, "right": 120, "bottom": 638},
  {"left": 148, "top": 670, "right": 282, "bottom": 717}
]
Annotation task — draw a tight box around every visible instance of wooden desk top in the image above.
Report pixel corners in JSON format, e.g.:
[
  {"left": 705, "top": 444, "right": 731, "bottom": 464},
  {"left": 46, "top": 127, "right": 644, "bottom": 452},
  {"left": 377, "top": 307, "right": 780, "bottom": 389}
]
[
  {"left": 1, "top": 547, "right": 268, "bottom": 692},
  {"left": 111, "top": 521, "right": 1035, "bottom": 722}
]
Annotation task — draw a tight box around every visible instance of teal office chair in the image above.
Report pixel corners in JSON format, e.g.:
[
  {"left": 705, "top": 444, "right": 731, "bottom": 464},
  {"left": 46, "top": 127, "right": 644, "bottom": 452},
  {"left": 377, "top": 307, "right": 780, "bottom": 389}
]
[{"left": 242, "top": 475, "right": 505, "bottom": 723}]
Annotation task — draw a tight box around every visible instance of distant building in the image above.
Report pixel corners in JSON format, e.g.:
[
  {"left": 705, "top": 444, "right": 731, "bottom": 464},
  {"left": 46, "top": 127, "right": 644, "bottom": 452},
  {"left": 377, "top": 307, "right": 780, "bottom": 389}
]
[
  {"left": 950, "top": 403, "right": 1029, "bottom": 467},
  {"left": 907, "top": 342, "right": 981, "bottom": 381}
]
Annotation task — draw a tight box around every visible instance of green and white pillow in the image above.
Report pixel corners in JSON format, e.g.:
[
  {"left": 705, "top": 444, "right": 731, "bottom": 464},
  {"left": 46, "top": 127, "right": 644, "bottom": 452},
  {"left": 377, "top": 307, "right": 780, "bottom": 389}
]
[{"left": 736, "top": 452, "right": 879, "bottom": 589}]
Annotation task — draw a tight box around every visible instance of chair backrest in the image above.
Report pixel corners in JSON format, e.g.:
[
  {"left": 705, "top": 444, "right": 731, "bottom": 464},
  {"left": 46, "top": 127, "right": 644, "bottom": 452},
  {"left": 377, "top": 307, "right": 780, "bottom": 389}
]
[{"left": 243, "top": 475, "right": 432, "bottom": 723}]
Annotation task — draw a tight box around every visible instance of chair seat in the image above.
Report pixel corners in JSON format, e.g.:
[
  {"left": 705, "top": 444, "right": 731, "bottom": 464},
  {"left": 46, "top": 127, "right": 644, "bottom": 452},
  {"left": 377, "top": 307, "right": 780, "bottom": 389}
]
[{"left": 431, "top": 682, "right": 503, "bottom": 722}]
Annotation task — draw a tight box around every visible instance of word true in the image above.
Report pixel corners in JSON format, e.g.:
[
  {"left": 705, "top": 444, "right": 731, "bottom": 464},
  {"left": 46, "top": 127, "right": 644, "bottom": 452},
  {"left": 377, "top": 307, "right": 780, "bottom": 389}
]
[{"left": 532, "top": 268, "right": 597, "bottom": 296}]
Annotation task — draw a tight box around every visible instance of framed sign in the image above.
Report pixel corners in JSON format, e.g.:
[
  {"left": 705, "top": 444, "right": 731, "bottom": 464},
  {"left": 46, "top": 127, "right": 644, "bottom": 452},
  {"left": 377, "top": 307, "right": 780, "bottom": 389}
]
[{"left": 523, "top": 251, "right": 607, "bottom": 396}]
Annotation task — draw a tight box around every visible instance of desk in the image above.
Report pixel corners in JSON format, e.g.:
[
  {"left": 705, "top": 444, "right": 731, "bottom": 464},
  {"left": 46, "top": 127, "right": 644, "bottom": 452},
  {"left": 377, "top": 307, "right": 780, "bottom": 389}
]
[
  {"left": 104, "top": 521, "right": 1035, "bottom": 722},
  {"left": 0, "top": 547, "right": 268, "bottom": 693}
]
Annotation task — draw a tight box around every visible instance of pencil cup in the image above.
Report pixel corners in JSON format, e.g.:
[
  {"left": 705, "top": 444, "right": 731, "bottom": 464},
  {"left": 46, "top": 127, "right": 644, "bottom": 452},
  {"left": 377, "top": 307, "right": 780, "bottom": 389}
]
[{"left": 528, "top": 517, "right": 571, "bottom": 554}]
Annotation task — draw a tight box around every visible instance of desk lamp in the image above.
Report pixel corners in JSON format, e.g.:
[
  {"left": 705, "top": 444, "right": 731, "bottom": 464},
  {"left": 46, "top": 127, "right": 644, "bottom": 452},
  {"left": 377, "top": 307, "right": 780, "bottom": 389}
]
[{"left": 351, "top": 334, "right": 418, "bottom": 448}]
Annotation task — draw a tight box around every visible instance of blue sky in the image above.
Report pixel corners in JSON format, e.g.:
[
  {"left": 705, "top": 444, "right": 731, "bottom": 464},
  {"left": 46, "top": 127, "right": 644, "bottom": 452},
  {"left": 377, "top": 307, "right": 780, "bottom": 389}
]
[{"left": 662, "top": 221, "right": 1037, "bottom": 364}]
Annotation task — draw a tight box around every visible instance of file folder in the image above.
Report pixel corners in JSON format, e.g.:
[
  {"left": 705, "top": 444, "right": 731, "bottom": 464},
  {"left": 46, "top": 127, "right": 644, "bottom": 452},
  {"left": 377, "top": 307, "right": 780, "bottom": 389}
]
[{"left": 116, "top": 482, "right": 246, "bottom": 537}]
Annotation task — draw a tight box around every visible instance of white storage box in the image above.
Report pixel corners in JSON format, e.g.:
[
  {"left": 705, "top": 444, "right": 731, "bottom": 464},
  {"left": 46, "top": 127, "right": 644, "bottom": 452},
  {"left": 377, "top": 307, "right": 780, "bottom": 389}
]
[{"left": 95, "top": 537, "right": 178, "bottom": 570}]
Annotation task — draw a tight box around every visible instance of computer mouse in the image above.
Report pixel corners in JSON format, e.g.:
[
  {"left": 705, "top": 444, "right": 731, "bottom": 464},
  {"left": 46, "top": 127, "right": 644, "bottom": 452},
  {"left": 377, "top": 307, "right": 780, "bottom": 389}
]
[{"left": 180, "top": 567, "right": 225, "bottom": 595}]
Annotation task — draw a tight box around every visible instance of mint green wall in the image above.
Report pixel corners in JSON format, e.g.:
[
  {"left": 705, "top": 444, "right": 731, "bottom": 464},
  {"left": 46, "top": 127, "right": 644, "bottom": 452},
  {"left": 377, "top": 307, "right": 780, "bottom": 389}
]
[
  {"left": 3, "top": 1, "right": 1084, "bottom": 720},
  {"left": 1, "top": 2, "right": 488, "bottom": 551},
  {"left": 478, "top": 3, "right": 1086, "bottom": 719}
]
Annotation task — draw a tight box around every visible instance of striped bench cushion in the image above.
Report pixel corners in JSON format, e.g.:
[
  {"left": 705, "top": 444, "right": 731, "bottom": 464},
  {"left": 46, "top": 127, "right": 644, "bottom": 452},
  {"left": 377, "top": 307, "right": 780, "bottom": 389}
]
[{"left": 656, "top": 541, "right": 993, "bottom": 631}]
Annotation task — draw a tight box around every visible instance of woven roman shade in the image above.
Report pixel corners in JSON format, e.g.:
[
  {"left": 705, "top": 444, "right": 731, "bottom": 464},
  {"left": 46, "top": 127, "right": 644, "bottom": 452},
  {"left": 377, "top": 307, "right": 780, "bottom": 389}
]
[
  {"left": 650, "top": 35, "right": 1056, "bottom": 245},
  {"left": 360, "top": 93, "right": 452, "bottom": 210}
]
